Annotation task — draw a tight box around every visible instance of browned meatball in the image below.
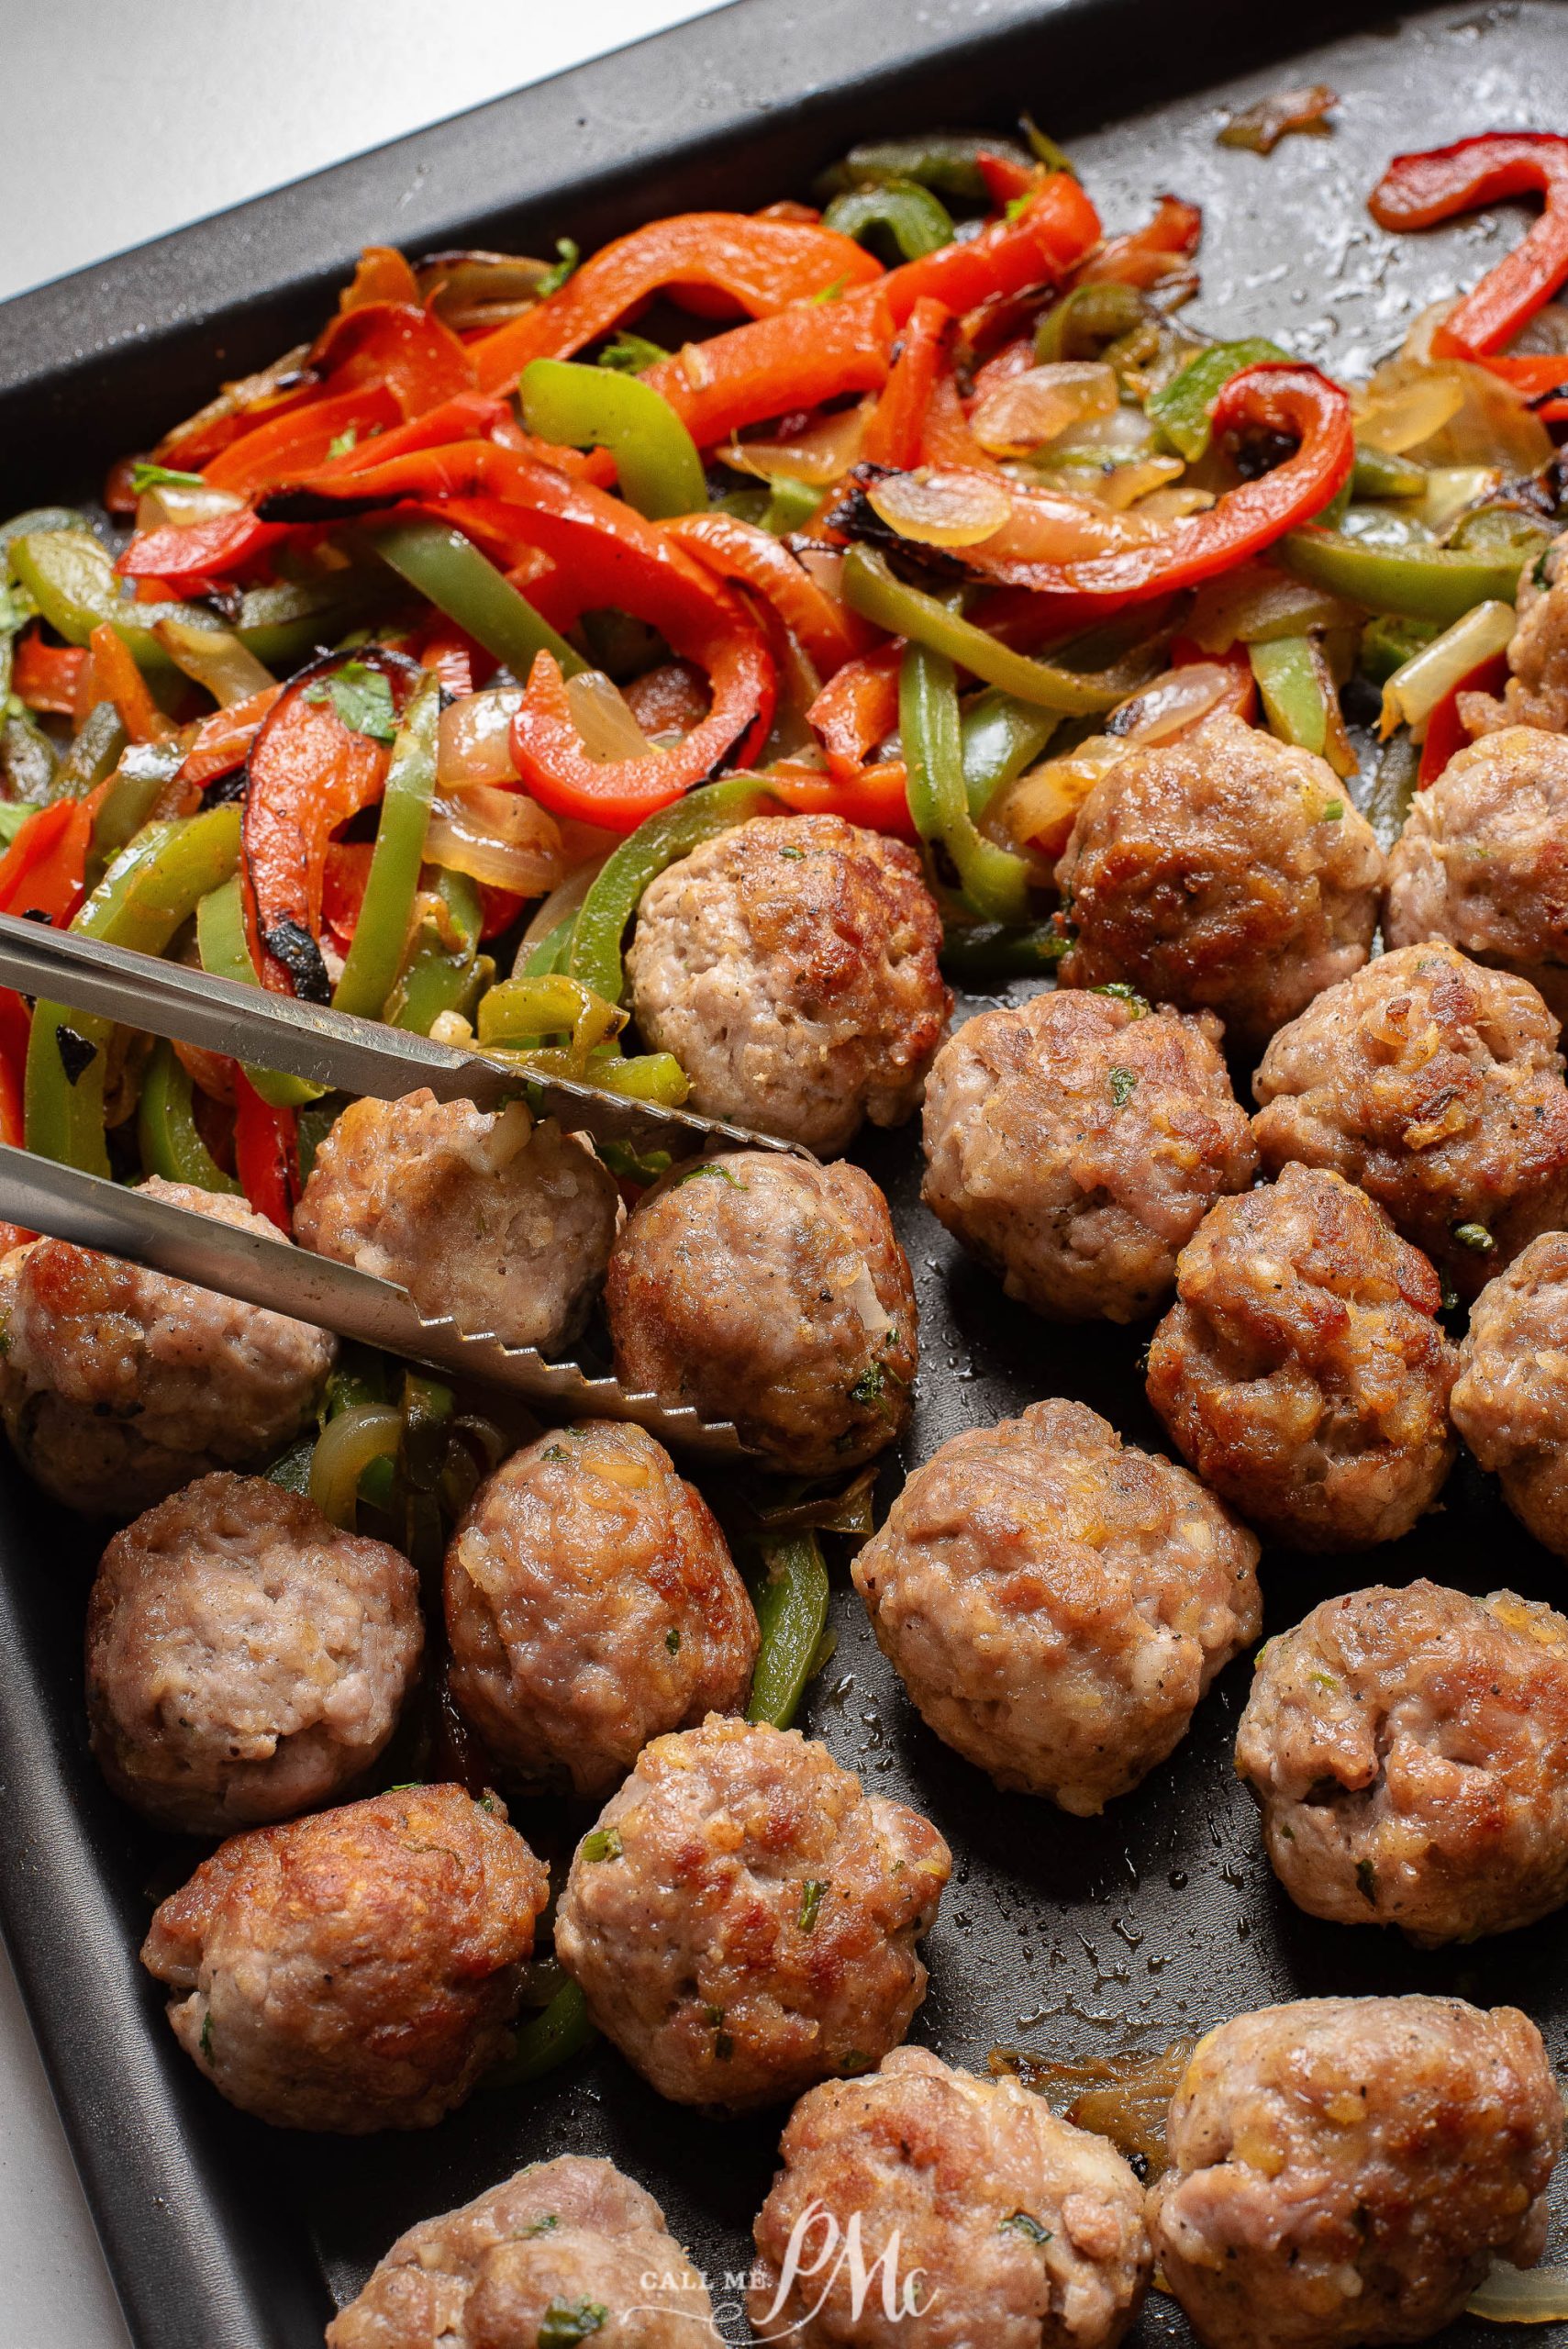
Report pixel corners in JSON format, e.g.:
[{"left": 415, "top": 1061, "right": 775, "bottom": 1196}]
[
  {"left": 1146, "top": 1165, "right": 1457, "bottom": 1551},
  {"left": 606, "top": 1153, "right": 917, "bottom": 1476},
  {"left": 87, "top": 1472, "right": 421, "bottom": 1835},
  {"left": 852, "top": 1399, "right": 1260, "bottom": 1814},
  {"left": 1149, "top": 1997, "right": 1562, "bottom": 2349},
  {"left": 445, "top": 1420, "right": 758, "bottom": 1796},
  {"left": 295, "top": 1090, "right": 618, "bottom": 1356},
  {"left": 750, "top": 2046, "right": 1150, "bottom": 2349},
  {"left": 1461, "top": 528, "right": 1568, "bottom": 737},
  {"left": 1055, "top": 714, "right": 1383, "bottom": 1058},
  {"left": 1453, "top": 1230, "right": 1568, "bottom": 1553},
  {"left": 626, "top": 813, "right": 950, "bottom": 1153},
  {"left": 140, "top": 1786, "right": 547, "bottom": 2132},
  {"left": 1237, "top": 1581, "right": 1568, "bottom": 1943},
  {"left": 327, "top": 2155, "right": 717, "bottom": 2349},
  {"left": 0, "top": 1181, "right": 334, "bottom": 1517},
  {"left": 554, "top": 1716, "right": 951, "bottom": 2110},
  {"left": 921, "top": 990, "right": 1256, "bottom": 1324},
  {"left": 1251, "top": 941, "right": 1568, "bottom": 1296},
  {"left": 1385, "top": 726, "right": 1568, "bottom": 1017}
]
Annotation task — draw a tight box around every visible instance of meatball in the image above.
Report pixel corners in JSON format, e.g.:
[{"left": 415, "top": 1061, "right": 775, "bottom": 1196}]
[
  {"left": 445, "top": 1419, "right": 758, "bottom": 1796},
  {"left": 1149, "top": 1996, "right": 1562, "bottom": 2349},
  {"left": 625, "top": 812, "right": 949, "bottom": 1154},
  {"left": 750, "top": 2045, "right": 1150, "bottom": 2349},
  {"left": 1251, "top": 941, "right": 1568, "bottom": 1296},
  {"left": 1454, "top": 1230, "right": 1568, "bottom": 1553},
  {"left": 1385, "top": 727, "right": 1568, "bottom": 1017},
  {"left": 1145, "top": 1164, "right": 1457, "bottom": 1551},
  {"left": 606, "top": 1153, "right": 917, "bottom": 1476},
  {"left": 1054, "top": 713, "right": 1383, "bottom": 1058},
  {"left": 920, "top": 990, "right": 1256, "bottom": 1324},
  {"left": 554, "top": 1716, "right": 951, "bottom": 2110},
  {"left": 1461, "top": 527, "right": 1568, "bottom": 737},
  {"left": 295, "top": 1090, "right": 618, "bottom": 1356},
  {"left": 327, "top": 2155, "right": 717, "bottom": 2349},
  {"left": 0, "top": 1180, "right": 334, "bottom": 1517},
  {"left": 87, "top": 1472, "right": 421, "bottom": 1835},
  {"left": 1237, "top": 1580, "right": 1568, "bottom": 1943},
  {"left": 140, "top": 1785, "right": 547, "bottom": 2132},
  {"left": 852, "top": 1398, "right": 1261, "bottom": 1814}
]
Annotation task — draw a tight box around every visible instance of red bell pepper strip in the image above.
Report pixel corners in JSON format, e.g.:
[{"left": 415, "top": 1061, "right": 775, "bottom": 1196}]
[
  {"left": 339, "top": 245, "right": 421, "bottom": 310},
  {"left": 977, "top": 150, "right": 1041, "bottom": 206},
  {"left": 642, "top": 288, "right": 896, "bottom": 447},
  {"left": 1479, "top": 352, "right": 1568, "bottom": 400},
  {"left": 86, "top": 623, "right": 177, "bottom": 745},
  {"left": 118, "top": 508, "right": 285, "bottom": 587},
  {"left": 471, "top": 215, "right": 884, "bottom": 392},
  {"left": 0, "top": 799, "right": 95, "bottom": 925},
  {"left": 1418, "top": 650, "right": 1510, "bottom": 785},
  {"left": 205, "top": 383, "right": 402, "bottom": 495},
  {"left": 306, "top": 299, "right": 478, "bottom": 417},
  {"left": 806, "top": 644, "right": 903, "bottom": 777},
  {"left": 1369, "top": 134, "right": 1568, "bottom": 359},
  {"left": 764, "top": 756, "right": 917, "bottom": 841},
  {"left": 11, "top": 631, "right": 86, "bottom": 715},
  {"left": 920, "top": 362, "right": 1003, "bottom": 471},
  {"left": 322, "top": 840, "right": 374, "bottom": 947},
  {"left": 178, "top": 685, "right": 283, "bottom": 791},
  {"left": 862, "top": 297, "right": 950, "bottom": 472},
  {"left": 881, "top": 175, "right": 1102, "bottom": 322},
  {"left": 1071, "top": 194, "right": 1203, "bottom": 288},
  {"left": 662, "top": 512, "right": 873, "bottom": 676},
  {"left": 232, "top": 1068, "right": 297, "bottom": 1231},
  {"left": 308, "top": 390, "right": 512, "bottom": 477}
]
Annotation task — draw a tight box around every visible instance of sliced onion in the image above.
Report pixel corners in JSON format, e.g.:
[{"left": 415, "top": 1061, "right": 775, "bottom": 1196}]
[
  {"left": 1511, "top": 301, "right": 1568, "bottom": 358},
  {"left": 564, "top": 669, "right": 653, "bottom": 763},
  {"left": 974, "top": 477, "right": 1167, "bottom": 564},
  {"left": 970, "top": 362, "right": 1119, "bottom": 457},
  {"left": 994, "top": 736, "right": 1129, "bottom": 863},
  {"left": 134, "top": 480, "right": 247, "bottom": 533},
  {"left": 1354, "top": 367, "right": 1466, "bottom": 454},
  {"left": 517, "top": 852, "right": 616, "bottom": 959},
  {"left": 1357, "top": 353, "right": 1551, "bottom": 471},
  {"left": 1095, "top": 455, "right": 1187, "bottom": 512},
  {"left": 425, "top": 784, "right": 572, "bottom": 894},
  {"left": 1419, "top": 462, "right": 1503, "bottom": 539},
  {"left": 1380, "top": 597, "right": 1517, "bottom": 739},
  {"left": 151, "top": 617, "right": 276, "bottom": 707},
  {"left": 1467, "top": 2263, "right": 1568, "bottom": 2325},
  {"left": 1108, "top": 661, "right": 1251, "bottom": 743},
  {"left": 1187, "top": 562, "right": 1361, "bottom": 653},
  {"left": 1040, "top": 405, "right": 1162, "bottom": 464},
  {"left": 723, "top": 403, "right": 868, "bottom": 487},
  {"left": 417, "top": 249, "right": 553, "bottom": 332},
  {"left": 1127, "top": 484, "right": 1215, "bottom": 523},
  {"left": 990, "top": 2039, "right": 1196, "bottom": 2178},
  {"left": 438, "top": 687, "right": 525, "bottom": 788},
  {"left": 864, "top": 465, "right": 1014, "bottom": 548}
]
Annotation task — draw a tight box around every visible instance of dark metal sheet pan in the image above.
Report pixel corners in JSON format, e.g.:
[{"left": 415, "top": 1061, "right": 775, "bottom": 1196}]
[{"left": 3, "top": 3, "right": 1568, "bottom": 2343}]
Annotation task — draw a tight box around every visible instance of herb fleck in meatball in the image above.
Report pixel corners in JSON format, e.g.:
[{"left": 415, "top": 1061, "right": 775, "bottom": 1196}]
[
  {"left": 606, "top": 1152, "right": 917, "bottom": 1475},
  {"left": 1146, "top": 1164, "right": 1457, "bottom": 1552},
  {"left": 853, "top": 1398, "right": 1260, "bottom": 1814},
  {"left": 1055, "top": 714, "right": 1383, "bottom": 1058},
  {"left": 295, "top": 1090, "right": 618, "bottom": 1356},
  {"left": 751, "top": 2046, "right": 1150, "bottom": 2349},
  {"left": 1452, "top": 1230, "right": 1568, "bottom": 1555},
  {"left": 554, "top": 1716, "right": 951, "bottom": 2111},
  {"left": 626, "top": 813, "right": 950, "bottom": 1154},
  {"left": 921, "top": 989, "right": 1256, "bottom": 1324},
  {"left": 1238, "top": 1580, "right": 1568, "bottom": 1944},
  {"left": 1149, "top": 1996, "right": 1562, "bottom": 2349},
  {"left": 1461, "top": 529, "right": 1568, "bottom": 738},
  {"left": 0, "top": 1181, "right": 334, "bottom": 1518},
  {"left": 445, "top": 1419, "right": 758, "bottom": 1797},
  {"left": 87, "top": 1472, "right": 420, "bottom": 1835},
  {"left": 1385, "top": 726, "right": 1568, "bottom": 1017},
  {"left": 328, "top": 2155, "right": 717, "bottom": 2349},
  {"left": 140, "top": 1785, "right": 547, "bottom": 2132},
  {"left": 1251, "top": 941, "right": 1568, "bottom": 1296}
]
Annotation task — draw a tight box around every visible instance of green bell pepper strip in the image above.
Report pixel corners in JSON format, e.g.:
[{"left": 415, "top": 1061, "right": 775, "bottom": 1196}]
[
  {"left": 940, "top": 919, "right": 1068, "bottom": 979},
  {"left": 1035, "top": 281, "right": 1148, "bottom": 364},
  {"left": 88, "top": 742, "right": 184, "bottom": 885},
  {"left": 821, "top": 180, "right": 956, "bottom": 262},
  {"left": 25, "top": 807, "right": 243, "bottom": 1175},
  {"left": 960, "top": 688, "right": 1059, "bottom": 821},
  {"left": 309, "top": 1403, "right": 404, "bottom": 1531},
  {"left": 0, "top": 506, "right": 89, "bottom": 573},
  {"left": 331, "top": 672, "right": 441, "bottom": 1020},
  {"left": 195, "top": 874, "right": 326, "bottom": 1109},
  {"left": 10, "top": 531, "right": 236, "bottom": 676},
  {"left": 385, "top": 868, "right": 489, "bottom": 1033},
  {"left": 1249, "top": 636, "right": 1328, "bottom": 756},
  {"left": 817, "top": 132, "right": 1033, "bottom": 202},
  {"left": 476, "top": 974, "right": 627, "bottom": 1059},
  {"left": 519, "top": 910, "right": 578, "bottom": 978},
  {"left": 1277, "top": 528, "right": 1526, "bottom": 624},
  {"left": 1146, "top": 338, "right": 1289, "bottom": 462},
  {"left": 900, "top": 644, "right": 1032, "bottom": 925},
  {"left": 137, "top": 1040, "right": 239, "bottom": 1193},
  {"left": 53, "top": 703, "right": 128, "bottom": 800},
  {"left": 1364, "top": 731, "right": 1421, "bottom": 851},
  {"left": 230, "top": 574, "right": 390, "bottom": 673},
  {"left": 762, "top": 476, "right": 823, "bottom": 536},
  {"left": 486, "top": 1980, "right": 597, "bottom": 2091},
  {"left": 584, "top": 1049, "right": 688, "bottom": 1103},
  {"left": 517, "top": 359, "right": 706, "bottom": 521},
  {"left": 746, "top": 1532, "right": 830, "bottom": 1730},
  {"left": 365, "top": 518, "right": 584, "bottom": 679},
  {"left": 1352, "top": 444, "right": 1428, "bottom": 499},
  {"left": 842, "top": 548, "right": 1123, "bottom": 715},
  {"left": 1360, "top": 612, "right": 1440, "bottom": 683},
  {"left": 569, "top": 776, "right": 784, "bottom": 1008}
]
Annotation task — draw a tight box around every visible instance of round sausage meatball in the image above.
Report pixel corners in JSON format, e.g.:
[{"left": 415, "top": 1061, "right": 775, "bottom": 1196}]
[
  {"left": 1237, "top": 1580, "right": 1568, "bottom": 1943},
  {"left": 445, "top": 1419, "right": 758, "bottom": 1796},
  {"left": 606, "top": 1153, "right": 917, "bottom": 1476},
  {"left": 1146, "top": 1164, "right": 1457, "bottom": 1552},
  {"left": 1149, "top": 1996, "right": 1562, "bottom": 2349},
  {"left": 140, "top": 1785, "right": 547, "bottom": 2132},
  {"left": 625, "top": 813, "right": 949, "bottom": 1154},
  {"left": 853, "top": 1398, "right": 1261, "bottom": 1814},
  {"left": 87, "top": 1472, "right": 421, "bottom": 1835},
  {"left": 751, "top": 2046, "right": 1150, "bottom": 2349},
  {"left": 1461, "top": 527, "right": 1568, "bottom": 738},
  {"left": 921, "top": 990, "right": 1256, "bottom": 1324},
  {"left": 1453, "top": 1230, "right": 1568, "bottom": 1553},
  {"left": 554, "top": 1716, "right": 951, "bottom": 2111},
  {"left": 1054, "top": 713, "right": 1383, "bottom": 1059},
  {"left": 1251, "top": 941, "right": 1568, "bottom": 1297},
  {"left": 295, "top": 1089, "right": 618, "bottom": 1356},
  {"left": 0, "top": 1180, "right": 334, "bottom": 1517},
  {"left": 327, "top": 2155, "right": 717, "bottom": 2349},
  {"left": 1385, "top": 727, "right": 1568, "bottom": 1017}
]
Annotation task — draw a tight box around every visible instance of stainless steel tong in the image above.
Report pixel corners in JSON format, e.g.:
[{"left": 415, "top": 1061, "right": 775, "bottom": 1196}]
[{"left": 0, "top": 912, "right": 786, "bottom": 1455}]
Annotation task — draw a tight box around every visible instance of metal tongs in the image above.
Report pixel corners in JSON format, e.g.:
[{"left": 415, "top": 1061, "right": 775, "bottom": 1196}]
[{"left": 0, "top": 913, "right": 797, "bottom": 1455}]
